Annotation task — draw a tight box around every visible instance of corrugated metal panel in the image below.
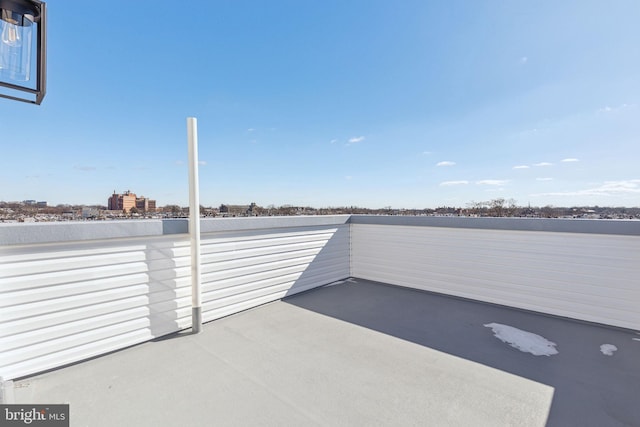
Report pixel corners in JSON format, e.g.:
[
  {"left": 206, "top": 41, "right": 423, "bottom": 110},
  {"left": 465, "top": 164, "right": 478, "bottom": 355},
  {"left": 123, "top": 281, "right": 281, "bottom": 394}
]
[
  {"left": 351, "top": 224, "right": 640, "bottom": 330},
  {"left": 200, "top": 225, "right": 350, "bottom": 322},
  {"left": 0, "top": 235, "right": 192, "bottom": 380}
]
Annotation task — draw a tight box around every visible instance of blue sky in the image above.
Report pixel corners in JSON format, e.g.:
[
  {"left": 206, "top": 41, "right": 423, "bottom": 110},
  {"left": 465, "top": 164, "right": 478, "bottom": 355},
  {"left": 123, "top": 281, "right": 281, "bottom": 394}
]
[{"left": 1, "top": 0, "right": 639, "bottom": 208}]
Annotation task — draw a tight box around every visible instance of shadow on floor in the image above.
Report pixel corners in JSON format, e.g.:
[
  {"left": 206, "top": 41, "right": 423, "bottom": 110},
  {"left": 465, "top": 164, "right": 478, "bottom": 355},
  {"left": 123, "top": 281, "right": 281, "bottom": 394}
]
[{"left": 283, "top": 278, "right": 640, "bottom": 427}]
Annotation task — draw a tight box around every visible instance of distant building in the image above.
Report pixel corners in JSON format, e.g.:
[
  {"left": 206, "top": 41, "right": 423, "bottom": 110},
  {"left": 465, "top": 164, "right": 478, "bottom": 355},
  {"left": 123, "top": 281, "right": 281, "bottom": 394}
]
[
  {"left": 108, "top": 191, "right": 136, "bottom": 213},
  {"left": 135, "top": 196, "right": 156, "bottom": 212},
  {"left": 136, "top": 197, "right": 148, "bottom": 212},
  {"left": 108, "top": 191, "right": 156, "bottom": 213},
  {"left": 82, "top": 207, "right": 99, "bottom": 219},
  {"left": 219, "top": 203, "right": 256, "bottom": 216},
  {"left": 21, "top": 200, "right": 47, "bottom": 207}
]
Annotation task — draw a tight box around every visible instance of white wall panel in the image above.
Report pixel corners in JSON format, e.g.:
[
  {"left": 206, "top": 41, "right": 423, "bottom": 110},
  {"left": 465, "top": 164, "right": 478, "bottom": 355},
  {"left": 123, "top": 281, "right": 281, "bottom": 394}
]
[
  {"left": 5, "top": 214, "right": 634, "bottom": 381},
  {"left": 351, "top": 224, "right": 640, "bottom": 330},
  {"left": 0, "top": 235, "right": 192, "bottom": 380},
  {"left": 0, "top": 219, "right": 351, "bottom": 380},
  {"left": 199, "top": 225, "right": 350, "bottom": 322}
]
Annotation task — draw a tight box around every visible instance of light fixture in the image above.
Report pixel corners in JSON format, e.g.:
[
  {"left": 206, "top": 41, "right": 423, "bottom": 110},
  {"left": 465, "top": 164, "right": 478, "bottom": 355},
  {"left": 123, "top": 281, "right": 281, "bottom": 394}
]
[{"left": 0, "top": 0, "right": 46, "bottom": 105}]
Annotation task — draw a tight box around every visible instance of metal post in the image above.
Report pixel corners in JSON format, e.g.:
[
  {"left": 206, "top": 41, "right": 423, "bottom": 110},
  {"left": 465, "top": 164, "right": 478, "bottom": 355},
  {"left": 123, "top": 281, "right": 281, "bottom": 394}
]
[{"left": 187, "top": 117, "right": 202, "bottom": 333}]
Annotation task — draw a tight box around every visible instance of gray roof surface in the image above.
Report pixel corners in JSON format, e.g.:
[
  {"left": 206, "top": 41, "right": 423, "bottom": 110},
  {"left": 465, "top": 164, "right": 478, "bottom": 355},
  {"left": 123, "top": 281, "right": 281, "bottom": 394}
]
[{"left": 13, "top": 279, "right": 640, "bottom": 426}]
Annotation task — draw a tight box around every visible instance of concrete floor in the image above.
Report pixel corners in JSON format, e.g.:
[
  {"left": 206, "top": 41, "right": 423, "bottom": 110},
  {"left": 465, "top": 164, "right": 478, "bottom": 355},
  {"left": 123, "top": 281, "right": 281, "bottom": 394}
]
[{"left": 12, "top": 279, "right": 640, "bottom": 426}]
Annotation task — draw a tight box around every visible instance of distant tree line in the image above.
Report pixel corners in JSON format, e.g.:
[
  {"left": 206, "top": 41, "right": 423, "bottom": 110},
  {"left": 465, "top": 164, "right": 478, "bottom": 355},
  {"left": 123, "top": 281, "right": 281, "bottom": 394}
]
[
  {"left": 2, "top": 199, "right": 639, "bottom": 221},
  {"left": 192, "top": 199, "right": 640, "bottom": 219}
]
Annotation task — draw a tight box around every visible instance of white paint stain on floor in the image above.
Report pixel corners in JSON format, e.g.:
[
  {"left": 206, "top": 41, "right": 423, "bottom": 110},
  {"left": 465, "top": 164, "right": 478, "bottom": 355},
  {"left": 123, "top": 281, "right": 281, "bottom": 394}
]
[
  {"left": 600, "top": 344, "right": 618, "bottom": 356},
  {"left": 484, "top": 323, "right": 558, "bottom": 356}
]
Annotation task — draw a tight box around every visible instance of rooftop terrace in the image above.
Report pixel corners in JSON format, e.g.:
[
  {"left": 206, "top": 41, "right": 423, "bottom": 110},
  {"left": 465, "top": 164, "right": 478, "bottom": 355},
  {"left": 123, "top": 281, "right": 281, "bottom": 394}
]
[
  {"left": 1, "top": 216, "right": 639, "bottom": 425},
  {"left": 9, "top": 279, "right": 640, "bottom": 426}
]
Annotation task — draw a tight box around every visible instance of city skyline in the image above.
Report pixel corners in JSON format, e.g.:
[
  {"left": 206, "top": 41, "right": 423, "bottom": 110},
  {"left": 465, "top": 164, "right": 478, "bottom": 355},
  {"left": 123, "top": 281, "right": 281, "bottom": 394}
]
[{"left": 1, "top": 1, "right": 639, "bottom": 208}]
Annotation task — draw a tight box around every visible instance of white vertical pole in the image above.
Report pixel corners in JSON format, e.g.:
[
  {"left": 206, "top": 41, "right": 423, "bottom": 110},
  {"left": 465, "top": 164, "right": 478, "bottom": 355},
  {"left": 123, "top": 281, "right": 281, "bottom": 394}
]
[{"left": 187, "top": 117, "right": 202, "bottom": 333}]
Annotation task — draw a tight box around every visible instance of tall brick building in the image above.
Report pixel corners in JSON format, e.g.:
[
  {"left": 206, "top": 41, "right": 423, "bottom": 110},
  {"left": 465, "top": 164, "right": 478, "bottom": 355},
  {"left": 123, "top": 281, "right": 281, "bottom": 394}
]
[{"left": 108, "top": 191, "right": 156, "bottom": 213}]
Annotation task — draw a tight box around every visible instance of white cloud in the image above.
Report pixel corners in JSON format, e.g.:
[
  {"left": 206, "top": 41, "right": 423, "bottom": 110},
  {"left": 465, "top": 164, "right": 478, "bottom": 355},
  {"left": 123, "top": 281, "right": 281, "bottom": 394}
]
[
  {"left": 517, "top": 128, "right": 539, "bottom": 137},
  {"left": 247, "top": 128, "right": 255, "bottom": 132},
  {"left": 532, "top": 179, "right": 640, "bottom": 197},
  {"left": 439, "top": 180, "right": 469, "bottom": 186},
  {"left": 597, "top": 180, "right": 640, "bottom": 192},
  {"left": 520, "top": 56, "right": 528, "bottom": 64},
  {"left": 597, "top": 103, "right": 635, "bottom": 113},
  {"left": 345, "top": 175, "right": 352, "bottom": 180},
  {"left": 436, "top": 161, "right": 456, "bottom": 167},
  {"left": 513, "top": 165, "right": 530, "bottom": 169},
  {"left": 198, "top": 161, "right": 207, "bottom": 166},
  {"left": 330, "top": 139, "right": 339, "bottom": 144},
  {"left": 533, "top": 162, "right": 553, "bottom": 167},
  {"left": 536, "top": 177, "right": 553, "bottom": 181},
  {"left": 175, "top": 160, "right": 184, "bottom": 166},
  {"left": 422, "top": 151, "right": 432, "bottom": 155},
  {"left": 348, "top": 136, "right": 365, "bottom": 144},
  {"left": 561, "top": 158, "right": 579, "bottom": 163},
  {"left": 476, "top": 180, "right": 509, "bottom": 186}
]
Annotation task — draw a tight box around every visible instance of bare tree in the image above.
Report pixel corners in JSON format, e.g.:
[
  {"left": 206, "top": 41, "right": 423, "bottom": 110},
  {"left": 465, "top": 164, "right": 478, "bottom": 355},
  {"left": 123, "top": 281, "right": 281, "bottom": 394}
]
[
  {"left": 541, "top": 205, "right": 556, "bottom": 218},
  {"left": 489, "top": 198, "right": 506, "bottom": 217},
  {"left": 506, "top": 199, "right": 519, "bottom": 217},
  {"left": 466, "top": 201, "right": 484, "bottom": 216}
]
